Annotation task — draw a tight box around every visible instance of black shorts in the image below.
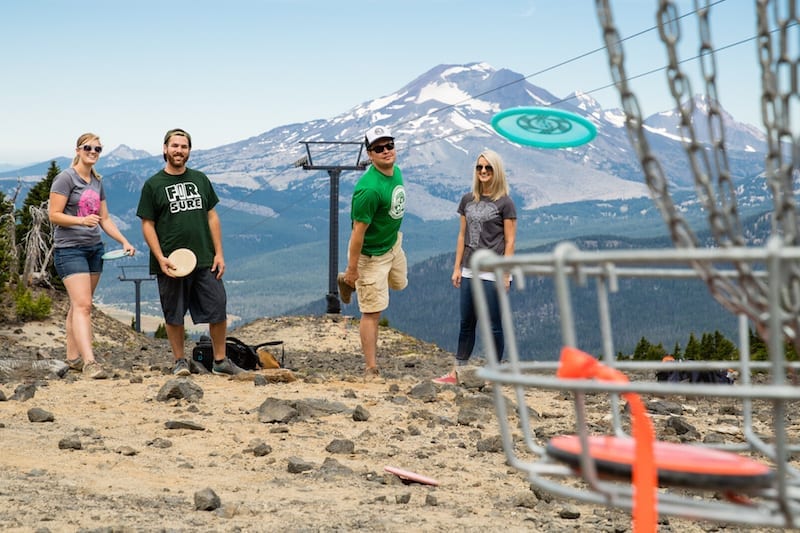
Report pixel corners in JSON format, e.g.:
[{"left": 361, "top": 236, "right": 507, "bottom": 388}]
[{"left": 157, "top": 268, "right": 227, "bottom": 325}]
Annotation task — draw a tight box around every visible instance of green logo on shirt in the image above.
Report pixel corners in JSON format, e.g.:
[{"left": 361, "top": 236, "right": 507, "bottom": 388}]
[{"left": 390, "top": 185, "right": 405, "bottom": 220}]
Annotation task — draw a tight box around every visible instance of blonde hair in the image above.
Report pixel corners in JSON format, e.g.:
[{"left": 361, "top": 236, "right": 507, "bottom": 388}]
[
  {"left": 72, "top": 132, "right": 102, "bottom": 180},
  {"left": 471, "top": 149, "right": 509, "bottom": 201}
]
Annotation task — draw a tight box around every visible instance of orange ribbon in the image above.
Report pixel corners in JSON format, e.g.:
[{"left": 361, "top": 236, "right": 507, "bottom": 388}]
[{"left": 557, "top": 346, "right": 657, "bottom": 533}]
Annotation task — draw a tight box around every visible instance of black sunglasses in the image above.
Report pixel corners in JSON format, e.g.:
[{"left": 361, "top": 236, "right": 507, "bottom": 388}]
[
  {"left": 370, "top": 142, "right": 395, "bottom": 154},
  {"left": 475, "top": 164, "right": 493, "bottom": 172},
  {"left": 80, "top": 145, "right": 103, "bottom": 154}
]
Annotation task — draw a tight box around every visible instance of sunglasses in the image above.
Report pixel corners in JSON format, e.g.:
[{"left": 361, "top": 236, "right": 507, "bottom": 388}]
[
  {"left": 80, "top": 145, "right": 103, "bottom": 154},
  {"left": 475, "top": 164, "right": 493, "bottom": 172},
  {"left": 370, "top": 142, "right": 395, "bottom": 154}
]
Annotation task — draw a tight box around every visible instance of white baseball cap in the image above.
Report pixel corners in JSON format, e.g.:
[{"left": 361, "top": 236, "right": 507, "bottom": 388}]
[{"left": 364, "top": 126, "right": 394, "bottom": 148}]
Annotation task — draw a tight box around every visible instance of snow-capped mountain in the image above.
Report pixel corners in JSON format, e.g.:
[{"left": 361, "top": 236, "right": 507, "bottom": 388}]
[
  {"left": 1, "top": 62, "right": 776, "bottom": 324},
  {"left": 3, "top": 62, "right": 768, "bottom": 223},
  {"left": 177, "top": 62, "right": 652, "bottom": 218},
  {"left": 176, "top": 62, "right": 765, "bottom": 216},
  {"left": 103, "top": 144, "right": 152, "bottom": 167}
]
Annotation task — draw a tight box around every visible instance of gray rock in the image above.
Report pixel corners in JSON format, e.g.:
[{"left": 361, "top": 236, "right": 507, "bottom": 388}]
[
  {"left": 293, "top": 398, "right": 349, "bottom": 417},
  {"left": 352, "top": 404, "right": 370, "bottom": 421},
  {"left": 12, "top": 383, "right": 37, "bottom": 401},
  {"left": 0, "top": 359, "right": 69, "bottom": 381},
  {"left": 325, "top": 438, "right": 355, "bottom": 454},
  {"left": 287, "top": 456, "right": 314, "bottom": 474},
  {"left": 666, "top": 415, "right": 697, "bottom": 436},
  {"left": 194, "top": 487, "right": 221, "bottom": 511},
  {"left": 257, "top": 397, "right": 300, "bottom": 423},
  {"left": 116, "top": 446, "right": 138, "bottom": 456},
  {"left": 156, "top": 379, "right": 204, "bottom": 402},
  {"left": 252, "top": 442, "right": 272, "bottom": 457},
  {"left": 408, "top": 380, "right": 437, "bottom": 402},
  {"left": 58, "top": 435, "right": 81, "bottom": 450},
  {"left": 146, "top": 437, "right": 173, "bottom": 448},
  {"left": 476, "top": 434, "right": 504, "bottom": 453},
  {"left": 27, "top": 407, "right": 54, "bottom": 422},
  {"left": 164, "top": 420, "right": 205, "bottom": 431},
  {"left": 317, "top": 457, "right": 354, "bottom": 478},
  {"left": 559, "top": 505, "right": 582, "bottom": 519}
]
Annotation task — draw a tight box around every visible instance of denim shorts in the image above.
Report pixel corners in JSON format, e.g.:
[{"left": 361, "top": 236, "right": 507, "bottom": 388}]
[{"left": 54, "top": 242, "right": 104, "bottom": 279}]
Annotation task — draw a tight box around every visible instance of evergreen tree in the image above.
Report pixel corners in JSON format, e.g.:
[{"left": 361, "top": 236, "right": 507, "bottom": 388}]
[
  {"left": 633, "top": 337, "right": 651, "bottom": 360},
  {"left": 646, "top": 342, "right": 667, "bottom": 361},
  {"left": 684, "top": 333, "right": 701, "bottom": 360},
  {"left": 699, "top": 332, "right": 714, "bottom": 359},
  {"left": 0, "top": 192, "right": 16, "bottom": 289},
  {"left": 714, "top": 330, "right": 738, "bottom": 361},
  {"left": 748, "top": 328, "right": 768, "bottom": 361},
  {"left": 672, "top": 342, "right": 682, "bottom": 360}
]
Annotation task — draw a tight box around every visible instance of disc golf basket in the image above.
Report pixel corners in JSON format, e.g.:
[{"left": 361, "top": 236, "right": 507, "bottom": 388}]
[{"left": 474, "top": 1, "right": 800, "bottom": 529}]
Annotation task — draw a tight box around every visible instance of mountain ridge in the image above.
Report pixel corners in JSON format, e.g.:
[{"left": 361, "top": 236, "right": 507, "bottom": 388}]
[{"left": 0, "top": 62, "right": 777, "bottom": 347}]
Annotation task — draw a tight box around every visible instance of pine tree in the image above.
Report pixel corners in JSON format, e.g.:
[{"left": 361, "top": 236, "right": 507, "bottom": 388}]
[
  {"left": 714, "top": 330, "right": 738, "bottom": 361},
  {"left": 748, "top": 328, "right": 768, "bottom": 361},
  {"left": 684, "top": 333, "right": 701, "bottom": 360},
  {"left": 633, "top": 337, "right": 651, "bottom": 360},
  {"left": 0, "top": 192, "right": 16, "bottom": 289},
  {"left": 672, "top": 342, "right": 682, "bottom": 360}
]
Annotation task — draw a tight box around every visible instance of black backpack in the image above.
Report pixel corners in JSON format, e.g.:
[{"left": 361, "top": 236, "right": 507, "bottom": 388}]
[{"left": 192, "top": 335, "right": 261, "bottom": 371}]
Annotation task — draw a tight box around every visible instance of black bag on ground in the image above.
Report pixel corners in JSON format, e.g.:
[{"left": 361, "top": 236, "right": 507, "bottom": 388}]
[{"left": 192, "top": 335, "right": 261, "bottom": 371}]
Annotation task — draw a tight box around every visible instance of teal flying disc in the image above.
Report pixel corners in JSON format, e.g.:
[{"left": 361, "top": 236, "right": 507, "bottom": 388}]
[{"left": 491, "top": 107, "right": 597, "bottom": 149}]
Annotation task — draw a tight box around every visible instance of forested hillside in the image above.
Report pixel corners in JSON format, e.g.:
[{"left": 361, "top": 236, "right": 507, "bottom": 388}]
[{"left": 293, "top": 234, "right": 745, "bottom": 361}]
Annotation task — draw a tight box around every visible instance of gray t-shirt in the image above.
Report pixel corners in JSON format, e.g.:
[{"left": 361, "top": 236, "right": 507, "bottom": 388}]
[
  {"left": 50, "top": 167, "right": 105, "bottom": 248},
  {"left": 458, "top": 193, "right": 517, "bottom": 269}
]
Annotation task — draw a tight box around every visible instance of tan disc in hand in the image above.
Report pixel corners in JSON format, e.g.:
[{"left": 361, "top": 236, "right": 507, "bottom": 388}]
[{"left": 167, "top": 248, "right": 197, "bottom": 277}]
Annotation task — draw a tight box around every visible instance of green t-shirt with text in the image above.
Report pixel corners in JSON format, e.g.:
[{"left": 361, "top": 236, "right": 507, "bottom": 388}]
[
  {"left": 136, "top": 168, "right": 219, "bottom": 275},
  {"left": 351, "top": 165, "right": 405, "bottom": 256}
]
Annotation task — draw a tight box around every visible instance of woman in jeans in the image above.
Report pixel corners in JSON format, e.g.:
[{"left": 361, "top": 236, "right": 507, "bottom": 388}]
[
  {"left": 434, "top": 149, "right": 516, "bottom": 384},
  {"left": 49, "top": 133, "right": 135, "bottom": 379}
]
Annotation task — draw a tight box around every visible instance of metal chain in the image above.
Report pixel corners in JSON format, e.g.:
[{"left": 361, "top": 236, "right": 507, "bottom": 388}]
[
  {"left": 593, "top": 0, "right": 784, "bottom": 335},
  {"left": 756, "top": 0, "right": 800, "bottom": 320}
]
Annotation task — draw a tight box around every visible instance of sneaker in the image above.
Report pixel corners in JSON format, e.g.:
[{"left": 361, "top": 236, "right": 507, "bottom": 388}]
[
  {"left": 432, "top": 373, "right": 457, "bottom": 385},
  {"left": 212, "top": 357, "right": 245, "bottom": 376},
  {"left": 364, "top": 366, "right": 385, "bottom": 383},
  {"left": 337, "top": 272, "right": 354, "bottom": 304},
  {"left": 82, "top": 361, "right": 108, "bottom": 380},
  {"left": 172, "top": 358, "right": 191, "bottom": 376},
  {"left": 65, "top": 358, "right": 84, "bottom": 372}
]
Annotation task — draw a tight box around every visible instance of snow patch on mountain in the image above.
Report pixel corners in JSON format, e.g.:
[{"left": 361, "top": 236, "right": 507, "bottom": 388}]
[{"left": 218, "top": 197, "right": 278, "bottom": 218}]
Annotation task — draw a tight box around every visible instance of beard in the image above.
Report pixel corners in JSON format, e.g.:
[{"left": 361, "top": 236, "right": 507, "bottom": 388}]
[{"left": 166, "top": 152, "right": 189, "bottom": 168}]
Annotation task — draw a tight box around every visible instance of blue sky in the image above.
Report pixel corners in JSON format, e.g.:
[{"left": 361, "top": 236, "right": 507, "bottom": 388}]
[{"left": 1, "top": 0, "right": 759, "bottom": 166}]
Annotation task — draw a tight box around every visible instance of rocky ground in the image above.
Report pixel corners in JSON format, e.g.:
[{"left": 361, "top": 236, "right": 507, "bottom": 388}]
[{"left": 0, "top": 291, "right": 796, "bottom": 532}]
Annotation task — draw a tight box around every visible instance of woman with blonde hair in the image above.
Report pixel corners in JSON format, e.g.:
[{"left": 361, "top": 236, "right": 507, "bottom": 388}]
[
  {"left": 434, "top": 149, "right": 517, "bottom": 384},
  {"left": 49, "top": 133, "right": 135, "bottom": 378}
]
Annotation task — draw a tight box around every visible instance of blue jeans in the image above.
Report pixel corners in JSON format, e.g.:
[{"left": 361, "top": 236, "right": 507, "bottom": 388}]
[{"left": 456, "top": 277, "right": 504, "bottom": 364}]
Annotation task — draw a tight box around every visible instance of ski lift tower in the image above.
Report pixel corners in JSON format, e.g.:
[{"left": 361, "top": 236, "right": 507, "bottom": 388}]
[
  {"left": 294, "top": 141, "right": 368, "bottom": 314},
  {"left": 117, "top": 264, "right": 156, "bottom": 332}
]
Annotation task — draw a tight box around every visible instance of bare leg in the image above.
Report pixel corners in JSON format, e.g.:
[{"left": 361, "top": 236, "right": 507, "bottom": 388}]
[
  {"left": 360, "top": 311, "right": 380, "bottom": 370},
  {"left": 209, "top": 321, "right": 227, "bottom": 362},
  {"left": 165, "top": 323, "right": 186, "bottom": 362},
  {"left": 62, "top": 273, "right": 99, "bottom": 364},
  {"left": 65, "top": 305, "right": 78, "bottom": 361}
]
